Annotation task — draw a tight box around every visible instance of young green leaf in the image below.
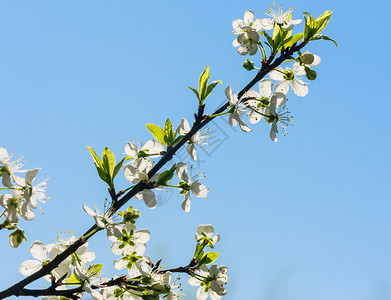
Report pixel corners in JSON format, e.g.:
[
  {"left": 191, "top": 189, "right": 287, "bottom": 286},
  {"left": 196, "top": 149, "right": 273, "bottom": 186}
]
[
  {"left": 314, "top": 10, "right": 333, "bottom": 35},
  {"left": 146, "top": 124, "right": 166, "bottom": 145},
  {"left": 163, "top": 118, "right": 175, "bottom": 146},
  {"left": 283, "top": 33, "right": 303, "bottom": 48},
  {"left": 199, "top": 66, "right": 210, "bottom": 102},
  {"left": 86, "top": 146, "right": 111, "bottom": 186},
  {"left": 188, "top": 87, "right": 200, "bottom": 101},
  {"left": 201, "top": 252, "right": 220, "bottom": 265},
  {"left": 310, "top": 34, "right": 338, "bottom": 47},
  {"left": 102, "top": 147, "right": 116, "bottom": 178},
  {"left": 204, "top": 80, "right": 222, "bottom": 99},
  {"left": 86, "top": 146, "right": 103, "bottom": 169},
  {"left": 303, "top": 12, "right": 317, "bottom": 42}
]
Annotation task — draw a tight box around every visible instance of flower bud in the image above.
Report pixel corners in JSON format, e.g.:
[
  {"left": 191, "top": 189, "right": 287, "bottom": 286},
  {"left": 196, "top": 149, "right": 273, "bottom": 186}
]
[
  {"left": 300, "top": 53, "right": 315, "bottom": 65},
  {"left": 243, "top": 59, "right": 255, "bottom": 71},
  {"left": 305, "top": 66, "right": 317, "bottom": 80}
]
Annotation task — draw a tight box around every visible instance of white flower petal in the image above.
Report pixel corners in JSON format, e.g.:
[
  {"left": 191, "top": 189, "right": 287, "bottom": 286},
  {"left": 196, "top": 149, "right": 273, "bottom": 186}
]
[
  {"left": 291, "top": 79, "right": 309, "bottom": 97},
  {"left": 178, "top": 118, "right": 191, "bottom": 135},
  {"left": 293, "top": 62, "right": 305, "bottom": 75},
  {"left": 21, "top": 202, "right": 35, "bottom": 221},
  {"left": 268, "top": 67, "right": 285, "bottom": 81},
  {"left": 25, "top": 169, "right": 39, "bottom": 184},
  {"left": 191, "top": 182, "right": 208, "bottom": 197},
  {"left": 259, "top": 79, "right": 273, "bottom": 98},
  {"left": 275, "top": 80, "right": 290, "bottom": 94},
  {"left": 142, "top": 190, "right": 157, "bottom": 209},
  {"left": 19, "top": 259, "right": 42, "bottom": 277},
  {"left": 181, "top": 193, "right": 191, "bottom": 213},
  {"left": 124, "top": 142, "right": 138, "bottom": 158},
  {"left": 261, "top": 18, "right": 274, "bottom": 30},
  {"left": 83, "top": 204, "right": 96, "bottom": 216},
  {"left": 187, "top": 144, "right": 197, "bottom": 161},
  {"left": 30, "top": 241, "right": 48, "bottom": 262},
  {"left": 133, "top": 229, "right": 151, "bottom": 244},
  {"left": 244, "top": 10, "right": 255, "bottom": 25},
  {"left": 176, "top": 162, "right": 189, "bottom": 182}
]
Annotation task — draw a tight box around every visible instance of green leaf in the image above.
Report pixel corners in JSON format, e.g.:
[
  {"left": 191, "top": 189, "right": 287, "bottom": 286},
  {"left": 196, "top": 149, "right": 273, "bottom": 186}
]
[
  {"left": 315, "top": 10, "right": 333, "bottom": 35},
  {"left": 146, "top": 124, "right": 166, "bottom": 145},
  {"left": 262, "top": 31, "right": 274, "bottom": 48},
  {"left": 86, "top": 146, "right": 103, "bottom": 169},
  {"left": 172, "top": 135, "right": 184, "bottom": 146},
  {"left": 188, "top": 87, "right": 200, "bottom": 101},
  {"left": 199, "top": 66, "right": 210, "bottom": 102},
  {"left": 310, "top": 34, "right": 338, "bottom": 47},
  {"left": 102, "top": 147, "right": 116, "bottom": 178},
  {"left": 86, "top": 146, "right": 111, "bottom": 186},
  {"left": 201, "top": 252, "right": 220, "bottom": 265},
  {"left": 89, "top": 263, "right": 103, "bottom": 274},
  {"left": 163, "top": 118, "right": 175, "bottom": 145},
  {"left": 204, "top": 80, "right": 222, "bottom": 99},
  {"left": 303, "top": 12, "right": 317, "bottom": 42},
  {"left": 67, "top": 273, "right": 81, "bottom": 285},
  {"left": 194, "top": 243, "right": 204, "bottom": 260},
  {"left": 283, "top": 33, "right": 303, "bottom": 48}
]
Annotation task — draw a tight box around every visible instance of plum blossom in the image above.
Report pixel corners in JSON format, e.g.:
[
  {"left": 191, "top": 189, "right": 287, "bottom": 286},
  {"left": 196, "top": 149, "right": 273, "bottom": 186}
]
[
  {"left": 0, "top": 147, "right": 24, "bottom": 187},
  {"left": 83, "top": 204, "right": 122, "bottom": 241},
  {"left": 123, "top": 159, "right": 160, "bottom": 209},
  {"left": 268, "top": 62, "right": 309, "bottom": 97},
  {"left": 225, "top": 85, "right": 252, "bottom": 132},
  {"left": 195, "top": 224, "right": 220, "bottom": 247},
  {"left": 19, "top": 241, "right": 71, "bottom": 282},
  {"left": 176, "top": 162, "right": 208, "bottom": 212},
  {"left": 124, "top": 139, "right": 164, "bottom": 166},
  {"left": 178, "top": 118, "right": 209, "bottom": 161},
  {"left": 232, "top": 10, "right": 263, "bottom": 56},
  {"left": 22, "top": 168, "right": 48, "bottom": 209},
  {"left": 263, "top": 94, "right": 293, "bottom": 142},
  {"left": 188, "top": 264, "right": 228, "bottom": 300},
  {"left": 261, "top": 4, "right": 302, "bottom": 31},
  {"left": 244, "top": 79, "right": 286, "bottom": 125},
  {"left": 111, "top": 223, "right": 151, "bottom": 256},
  {"left": 74, "top": 263, "right": 104, "bottom": 300},
  {"left": 0, "top": 190, "right": 35, "bottom": 223}
]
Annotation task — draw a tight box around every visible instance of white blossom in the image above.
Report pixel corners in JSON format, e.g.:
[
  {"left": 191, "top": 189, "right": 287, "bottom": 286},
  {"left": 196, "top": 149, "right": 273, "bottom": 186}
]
[
  {"left": 268, "top": 62, "right": 309, "bottom": 97},
  {"left": 0, "top": 147, "right": 24, "bottom": 187},
  {"left": 83, "top": 204, "right": 122, "bottom": 241},
  {"left": 195, "top": 224, "right": 220, "bottom": 247},
  {"left": 22, "top": 168, "right": 48, "bottom": 209},
  {"left": 225, "top": 85, "right": 252, "bottom": 132},
  {"left": 232, "top": 10, "right": 263, "bottom": 56},
  {"left": 176, "top": 162, "right": 208, "bottom": 212},
  {"left": 261, "top": 4, "right": 302, "bottom": 31},
  {"left": 188, "top": 264, "right": 228, "bottom": 300},
  {"left": 0, "top": 190, "right": 35, "bottom": 223},
  {"left": 178, "top": 118, "right": 209, "bottom": 161},
  {"left": 264, "top": 95, "right": 293, "bottom": 142},
  {"left": 19, "top": 241, "right": 71, "bottom": 282}
]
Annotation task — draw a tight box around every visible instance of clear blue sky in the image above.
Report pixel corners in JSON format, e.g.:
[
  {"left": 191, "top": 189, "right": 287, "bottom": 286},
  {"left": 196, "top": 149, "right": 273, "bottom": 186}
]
[{"left": 1, "top": 1, "right": 390, "bottom": 299}]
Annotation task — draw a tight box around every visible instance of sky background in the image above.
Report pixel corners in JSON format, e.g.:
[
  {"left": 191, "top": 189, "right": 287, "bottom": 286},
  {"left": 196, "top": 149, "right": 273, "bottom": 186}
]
[{"left": 1, "top": 0, "right": 390, "bottom": 299}]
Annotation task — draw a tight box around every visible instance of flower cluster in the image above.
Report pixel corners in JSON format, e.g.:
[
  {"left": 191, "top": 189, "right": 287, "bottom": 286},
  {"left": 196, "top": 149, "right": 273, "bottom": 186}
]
[
  {"left": 19, "top": 233, "right": 102, "bottom": 300},
  {"left": 0, "top": 147, "right": 48, "bottom": 247}
]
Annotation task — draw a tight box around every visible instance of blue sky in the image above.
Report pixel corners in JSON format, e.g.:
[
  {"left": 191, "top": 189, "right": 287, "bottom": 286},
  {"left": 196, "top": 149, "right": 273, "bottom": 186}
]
[{"left": 1, "top": 1, "right": 390, "bottom": 299}]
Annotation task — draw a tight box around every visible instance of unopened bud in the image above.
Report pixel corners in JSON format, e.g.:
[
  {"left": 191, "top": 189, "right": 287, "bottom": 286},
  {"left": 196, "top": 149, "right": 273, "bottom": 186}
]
[
  {"left": 243, "top": 59, "right": 255, "bottom": 71},
  {"left": 300, "top": 53, "right": 315, "bottom": 65},
  {"left": 305, "top": 66, "right": 317, "bottom": 80}
]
